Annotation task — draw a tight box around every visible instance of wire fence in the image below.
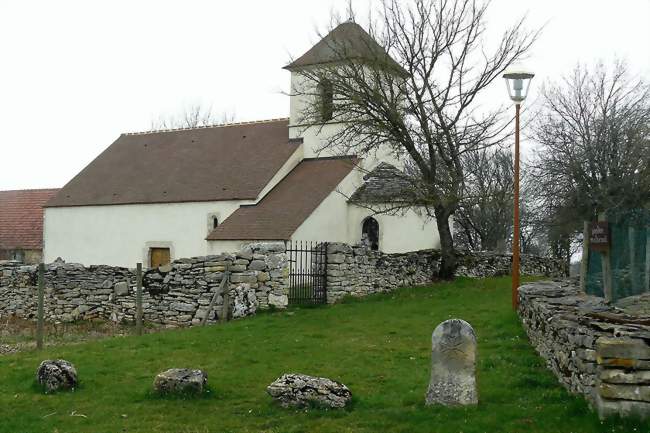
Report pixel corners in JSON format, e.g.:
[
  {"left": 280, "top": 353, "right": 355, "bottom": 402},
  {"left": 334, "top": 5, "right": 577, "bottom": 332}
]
[{"left": 585, "top": 210, "right": 650, "bottom": 301}]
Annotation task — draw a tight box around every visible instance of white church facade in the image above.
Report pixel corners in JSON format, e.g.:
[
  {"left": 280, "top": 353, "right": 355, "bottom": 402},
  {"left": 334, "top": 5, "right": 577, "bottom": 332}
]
[{"left": 43, "top": 23, "right": 441, "bottom": 268}]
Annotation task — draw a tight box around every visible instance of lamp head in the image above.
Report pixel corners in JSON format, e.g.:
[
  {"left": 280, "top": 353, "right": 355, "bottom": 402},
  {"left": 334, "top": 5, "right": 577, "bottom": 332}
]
[{"left": 503, "top": 68, "right": 535, "bottom": 103}]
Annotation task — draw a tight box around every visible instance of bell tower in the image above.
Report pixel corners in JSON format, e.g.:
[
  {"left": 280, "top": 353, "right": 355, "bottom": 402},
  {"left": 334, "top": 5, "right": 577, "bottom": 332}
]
[{"left": 284, "top": 22, "right": 404, "bottom": 166}]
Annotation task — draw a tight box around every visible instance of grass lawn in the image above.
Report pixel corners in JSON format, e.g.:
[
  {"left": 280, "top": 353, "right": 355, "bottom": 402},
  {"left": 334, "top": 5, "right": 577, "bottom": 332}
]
[{"left": 1, "top": 276, "right": 648, "bottom": 433}]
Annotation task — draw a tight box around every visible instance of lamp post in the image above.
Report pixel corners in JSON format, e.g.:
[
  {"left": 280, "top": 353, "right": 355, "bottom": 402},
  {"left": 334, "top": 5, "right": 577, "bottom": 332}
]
[{"left": 503, "top": 68, "right": 534, "bottom": 310}]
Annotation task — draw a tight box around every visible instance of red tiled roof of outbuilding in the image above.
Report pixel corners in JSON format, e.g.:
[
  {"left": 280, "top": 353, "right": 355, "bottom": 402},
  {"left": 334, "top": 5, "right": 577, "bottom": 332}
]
[{"left": 0, "top": 189, "right": 59, "bottom": 250}]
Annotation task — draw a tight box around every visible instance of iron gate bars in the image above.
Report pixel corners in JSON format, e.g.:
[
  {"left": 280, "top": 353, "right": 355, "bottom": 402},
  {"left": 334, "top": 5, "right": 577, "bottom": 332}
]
[{"left": 287, "top": 241, "right": 328, "bottom": 305}]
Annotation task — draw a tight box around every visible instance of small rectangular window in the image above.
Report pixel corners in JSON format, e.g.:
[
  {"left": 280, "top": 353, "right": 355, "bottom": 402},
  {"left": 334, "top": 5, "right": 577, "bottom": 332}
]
[{"left": 150, "top": 248, "right": 171, "bottom": 268}]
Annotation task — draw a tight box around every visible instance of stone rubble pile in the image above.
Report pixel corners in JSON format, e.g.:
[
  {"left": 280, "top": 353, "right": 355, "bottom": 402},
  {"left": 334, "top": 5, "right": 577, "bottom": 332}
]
[
  {"left": 37, "top": 359, "right": 78, "bottom": 393},
  {"left": 267, "top": 373, "right": 352, "bottom": 408},
  {"left": 0, "top": 344, "right": 18, "bottom": 356},
  {"left": 519, "top": 280, "right": 650, "bottom": 419}
]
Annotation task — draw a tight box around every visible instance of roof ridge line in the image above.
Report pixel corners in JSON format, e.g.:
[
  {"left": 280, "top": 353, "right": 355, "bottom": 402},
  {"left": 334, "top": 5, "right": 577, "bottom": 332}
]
[
  {"left": 0, "top": 188, "right": 60, "bottom": 193},
  {"left": 302, "top": 155, "right": 357, "bottom": 161},
  {"left": 123, "top": 118, "right": 290, "bottom": 136}
]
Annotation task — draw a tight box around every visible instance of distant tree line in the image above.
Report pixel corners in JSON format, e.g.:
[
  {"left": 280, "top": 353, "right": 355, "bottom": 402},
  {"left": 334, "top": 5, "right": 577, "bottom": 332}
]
[{"left": 457, "top": 61, "right": 650, "bottom": 271}]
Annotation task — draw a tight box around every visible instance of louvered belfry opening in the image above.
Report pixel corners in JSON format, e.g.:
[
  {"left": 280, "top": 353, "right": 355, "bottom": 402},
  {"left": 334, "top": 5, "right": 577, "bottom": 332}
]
[{"left": 287, "top": 241, "right": 328, "bottom": 305}]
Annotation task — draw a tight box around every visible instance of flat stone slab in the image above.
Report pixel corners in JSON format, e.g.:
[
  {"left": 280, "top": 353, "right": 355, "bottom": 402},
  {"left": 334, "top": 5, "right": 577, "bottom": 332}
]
[
  {"left": 596, "top": 394, "right": 650, "bottom": 420},
  {"left": 426, "top": 319, "right": 478, "bottom": 406},
  {"left": 153, "top": 368, "right": 207, "bottom": 395},
  {"left": 37, "top": 360, "right": 78, "bottom": 393},
  {"left": 267, "top": 373, "right": 352, "bottom": 408},
  {"left": 597, "top": 337, "right": 650, "bottom": 360}
]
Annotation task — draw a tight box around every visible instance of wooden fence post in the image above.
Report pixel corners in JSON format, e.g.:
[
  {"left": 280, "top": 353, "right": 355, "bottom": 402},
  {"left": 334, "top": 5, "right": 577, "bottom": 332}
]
[
  {"left": 36, "top": 263, "right": 45, "bottom": 350},
  {"left": 136, "top": 263, "right": 143, "bottom": 336},
  {"left": 220, "top": 290, "right": 230, "bottom": 324},
  {"left": 580, "top": 221, "right": 590, "bottom": 293},
  {"left": 201, "top": 266, "right": 230, "bottom": 326}
]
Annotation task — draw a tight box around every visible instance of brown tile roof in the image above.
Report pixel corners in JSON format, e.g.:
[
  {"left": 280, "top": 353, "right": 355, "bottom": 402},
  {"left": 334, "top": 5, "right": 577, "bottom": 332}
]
[
  {"left": 0, "top": 189, "right": 59, "bottom": 250},
  {"left": 47, "top": 119, "right": 299, "bottom": 207},
  {"left": 207, "top": 157, "right": 357, "bottom": 240},
  {"left": 284, "top": 22, "right": 407, "bottom": 75}
]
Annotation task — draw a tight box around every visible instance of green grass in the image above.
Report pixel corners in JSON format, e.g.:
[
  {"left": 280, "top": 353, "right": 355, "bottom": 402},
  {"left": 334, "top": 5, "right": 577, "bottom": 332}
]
[{"left": 0, "top": 277, "right": 647, "bottom": 433}]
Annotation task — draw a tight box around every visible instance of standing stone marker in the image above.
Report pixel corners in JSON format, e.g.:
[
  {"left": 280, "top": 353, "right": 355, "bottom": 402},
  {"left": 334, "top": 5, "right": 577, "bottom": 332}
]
[{"left": 426, "top": 319, "right": 478, "bottom": 406}]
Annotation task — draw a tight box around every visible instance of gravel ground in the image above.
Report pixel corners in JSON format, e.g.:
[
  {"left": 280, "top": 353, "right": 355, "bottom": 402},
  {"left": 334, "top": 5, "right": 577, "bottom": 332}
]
[{"left": 0, "top": 344, "right": 19, "bottom": 356}]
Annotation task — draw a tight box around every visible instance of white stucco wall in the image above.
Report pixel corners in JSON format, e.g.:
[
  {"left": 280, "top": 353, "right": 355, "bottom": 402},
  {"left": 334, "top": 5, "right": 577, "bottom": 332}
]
[
  {"left": 290, "top": 168, "right": 440, "bottom": 253},
  {"left": 346, "top": 205, "right": 440, "bottom": 253},
  {"left": 288, "top": 70, "right": 402, "bottom": 169},
  {"left": 43, "top": 200, "right": 246, "bottom": 267},
  {"left": 43, "top": 145, "right": 305, "bottom": 268}
]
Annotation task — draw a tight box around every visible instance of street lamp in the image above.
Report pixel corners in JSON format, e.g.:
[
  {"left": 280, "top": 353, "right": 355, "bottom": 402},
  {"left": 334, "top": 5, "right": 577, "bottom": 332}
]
[{"left": 503, "top": 67, "right": 534, "bottom": 310}]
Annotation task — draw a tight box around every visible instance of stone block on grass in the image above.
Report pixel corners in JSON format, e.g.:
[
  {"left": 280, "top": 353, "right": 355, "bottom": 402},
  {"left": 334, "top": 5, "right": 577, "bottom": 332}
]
[{"left": 153, "top": 368, "right": 207, "bottom": 395}]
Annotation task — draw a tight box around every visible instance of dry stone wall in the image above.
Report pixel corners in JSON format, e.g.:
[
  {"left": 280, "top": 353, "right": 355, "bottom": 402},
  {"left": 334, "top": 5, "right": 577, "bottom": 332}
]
[
  {"left": 519, "top": 280, "right": 650, "bottom": 419},
  {"left": 0, "top": 241, "right": 564, "bottom": 327},
  {"left": 0, "top": 243, "right": 288, "bottom": 327},
  {"left": 326, "top": 243, "right": 564, "bottom": 302}
]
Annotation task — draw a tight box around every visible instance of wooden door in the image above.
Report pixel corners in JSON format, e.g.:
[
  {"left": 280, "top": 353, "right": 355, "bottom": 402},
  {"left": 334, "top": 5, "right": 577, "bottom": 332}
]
[{"left": 150, "top": 248, "right": 170, "bottom": 268}]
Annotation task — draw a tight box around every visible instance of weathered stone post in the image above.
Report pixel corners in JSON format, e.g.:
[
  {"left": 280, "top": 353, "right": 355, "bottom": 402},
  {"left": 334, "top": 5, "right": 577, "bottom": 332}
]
[{"left": 426, "top": 319, "right": 478, "bottom": 406}]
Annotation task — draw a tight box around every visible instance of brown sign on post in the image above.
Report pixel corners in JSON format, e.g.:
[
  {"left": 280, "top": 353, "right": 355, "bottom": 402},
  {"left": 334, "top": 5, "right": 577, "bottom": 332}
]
[{"left": 590, "top": 222, "right": 610, "bottom": 252}]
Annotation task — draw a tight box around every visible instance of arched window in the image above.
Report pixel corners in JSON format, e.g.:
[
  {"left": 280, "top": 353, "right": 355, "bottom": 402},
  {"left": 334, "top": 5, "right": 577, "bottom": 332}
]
[
  {"left": 318, "top": 78, "right": 334, "bottom": 122},
  {"left": 207, "top": 213, "right": 220, "bottom": 235},
  {"left": 362, "top": 217, "right": 379, "bottom": 251}
]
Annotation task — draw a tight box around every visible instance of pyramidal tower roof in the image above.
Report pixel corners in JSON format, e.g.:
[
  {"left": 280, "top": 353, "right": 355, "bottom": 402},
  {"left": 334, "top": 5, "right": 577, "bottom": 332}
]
[{"left": 284, "top": 22, "right": 406, "bottom": 75}]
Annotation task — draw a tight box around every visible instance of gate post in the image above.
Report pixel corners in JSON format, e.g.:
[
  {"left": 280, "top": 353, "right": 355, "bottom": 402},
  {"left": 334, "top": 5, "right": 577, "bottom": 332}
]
[{"left": 323, "top": 242, "right": 329, "bottom": 304}]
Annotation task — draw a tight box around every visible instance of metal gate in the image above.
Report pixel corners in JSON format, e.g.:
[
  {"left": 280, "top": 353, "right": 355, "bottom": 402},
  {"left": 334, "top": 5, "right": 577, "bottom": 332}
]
[{"left": 287, "top": 241, "right": 328, "bottom": 305}]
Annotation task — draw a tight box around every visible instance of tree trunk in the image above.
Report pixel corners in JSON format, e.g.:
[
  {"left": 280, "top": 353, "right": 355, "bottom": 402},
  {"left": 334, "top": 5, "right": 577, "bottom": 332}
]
[{"left": 435, "top": 206, "right": 457, "bottom": 280}]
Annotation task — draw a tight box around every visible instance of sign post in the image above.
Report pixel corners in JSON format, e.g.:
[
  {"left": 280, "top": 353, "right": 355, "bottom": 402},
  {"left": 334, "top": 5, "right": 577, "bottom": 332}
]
[
  {"left": 580, "top": 221, "right": 590, "bottom": 292},
  {"left": 591, "top": 215, "right": 612, "bottom": 302}
]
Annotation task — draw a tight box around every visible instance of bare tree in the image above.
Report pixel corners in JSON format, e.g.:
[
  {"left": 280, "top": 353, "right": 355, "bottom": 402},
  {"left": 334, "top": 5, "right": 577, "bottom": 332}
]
[
  {"left": 529, "top": 61, "right": 650, "bottom": 232},
  {"left": 152, "top": 104, "right": 236, "bottom": 129},
  {"left": 455, "top": 147, "right": 513, "bottom": 252},
  {"left": 291, "top": 0, "right": 538, "bottom": 278},
  {"left": 455, "top": 148, "right": 550, "bottom": 256},
  {"left": 518, "top": 180, "right": 547, "bottom": 256}
]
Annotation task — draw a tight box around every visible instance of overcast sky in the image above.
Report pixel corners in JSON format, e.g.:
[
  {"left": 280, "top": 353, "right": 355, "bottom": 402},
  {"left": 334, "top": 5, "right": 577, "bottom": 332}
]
[{"left": 1, "top": 0, "right": 649, "bottom": 191}]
